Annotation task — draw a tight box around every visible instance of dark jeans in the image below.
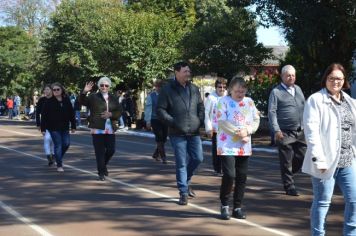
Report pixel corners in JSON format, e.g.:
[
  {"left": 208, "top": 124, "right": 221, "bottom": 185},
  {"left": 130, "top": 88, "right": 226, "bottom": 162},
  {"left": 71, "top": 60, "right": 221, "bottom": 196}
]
[
  {"left": 123, "top": 112, "right": 132, "bottom": 128},
  {"left": 49, "top": 130, "right": 70, "bottom": 167},
  {"left": 277, "top": 130, "right": 307, "bottom": 190},
  {"left": 8, "top": 108, "right": 13, "bottom": 119},
  {"left": 151, "top": 119, "right": 168, "bottom": 142},
  {"left": 92, "top": 134, "right": 116, "bottom": 176},
  {"left": 170, "top": 135, "right": 204, "bottom": 195},
  {"left": 211, "top": 132, "right": 222, "bottom": 173},
  {"left": 220, "top": 156, "right": 249, "bottom": 208}
]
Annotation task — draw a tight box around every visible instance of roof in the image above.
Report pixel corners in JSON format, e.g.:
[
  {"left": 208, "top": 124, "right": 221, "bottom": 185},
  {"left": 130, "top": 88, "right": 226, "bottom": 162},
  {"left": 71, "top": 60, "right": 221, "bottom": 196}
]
[{"left": 262, "top": 46, "right": 289, "bottom": 66}]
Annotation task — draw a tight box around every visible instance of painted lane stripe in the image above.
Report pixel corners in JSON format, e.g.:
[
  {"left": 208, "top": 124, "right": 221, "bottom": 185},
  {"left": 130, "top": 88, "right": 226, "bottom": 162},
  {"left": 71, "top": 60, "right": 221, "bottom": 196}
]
[
  {"left": 0, "top": 200, "right": 54, "bottom": 236},
  {"left": 0, "top": 128, "right": 280, "bottom": 167},
  {"left": 0, "top": 145, "right": 292, "bottom": 236}
]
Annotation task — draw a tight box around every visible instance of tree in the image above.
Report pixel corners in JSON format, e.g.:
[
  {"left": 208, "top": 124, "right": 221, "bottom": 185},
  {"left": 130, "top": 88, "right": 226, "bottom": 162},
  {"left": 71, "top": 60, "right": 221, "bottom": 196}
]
[
  {"left": 128, "top": 0, "right": 196, "bottom": 28},
  {"left": 41, "top": 0, "right": 184, "bottom": 91},
  {"left": 238, "top": 0, "right": 356, "bottom": 95},
  {"left": 0, "top": 0, "right": 60, "bottom": 36},
  {"left": 0, "top": 26, "right": 39, "bottom": 97},
  {"left": 183, "top": 3, "right": 271, "bottom": 78}
]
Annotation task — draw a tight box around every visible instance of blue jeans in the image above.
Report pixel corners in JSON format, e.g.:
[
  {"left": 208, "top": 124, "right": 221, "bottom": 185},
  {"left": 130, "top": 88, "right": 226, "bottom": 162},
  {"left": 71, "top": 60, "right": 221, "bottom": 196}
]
[
  {"left": 311, "top": 163, "right": 356, "bottom": 236},
  {"left": 170, "top": 135, "right": 203, "bottom": 195},
  {"left": 49, "top": 131, "right": 70, "bottom": 167},
  {"left": 75, "top": 111, "right": 81, "bottom": 126},
  {"left": 8, "top": 108, "right": 13, "bottom": 119}
]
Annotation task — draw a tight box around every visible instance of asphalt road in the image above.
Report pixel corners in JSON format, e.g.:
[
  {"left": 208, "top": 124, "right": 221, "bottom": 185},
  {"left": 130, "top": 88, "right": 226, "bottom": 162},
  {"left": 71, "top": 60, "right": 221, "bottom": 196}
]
[{"left": 0, "top": 119, "right": 344, "bottom": 236}]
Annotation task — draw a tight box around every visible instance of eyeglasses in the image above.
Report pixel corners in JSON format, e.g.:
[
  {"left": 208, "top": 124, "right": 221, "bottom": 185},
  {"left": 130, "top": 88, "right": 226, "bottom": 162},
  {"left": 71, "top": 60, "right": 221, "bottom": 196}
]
[
  {"left": 52, "top": 88, "right": 61, "bottom": 91},
  {"left": 327, "top": 77, "right": 344, "bottom": 83},
  {"left": 217, "top": 86, "right": 226, "bottom": 89},
  {"left": 100, "top": 84, "right": 109, "bottom": 88}
]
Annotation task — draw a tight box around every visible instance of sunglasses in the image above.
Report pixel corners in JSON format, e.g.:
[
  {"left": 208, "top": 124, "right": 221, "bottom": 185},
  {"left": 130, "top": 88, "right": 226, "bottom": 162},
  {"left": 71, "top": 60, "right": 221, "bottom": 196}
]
[
  {"left": 100, "top": 84, "right": 109, "bottom": 88},
  {"left": 52, "top": 88, "right": 61, "bottom": 91}
]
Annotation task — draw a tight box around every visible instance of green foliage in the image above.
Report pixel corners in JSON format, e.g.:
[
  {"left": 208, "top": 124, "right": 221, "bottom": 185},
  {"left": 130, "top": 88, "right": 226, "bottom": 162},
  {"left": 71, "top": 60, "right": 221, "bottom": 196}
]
[
  {"left": 247, "top": 72, "right": 279, "bottom": 115},
  {"left": 183, "top": 5, "right": 271, "bottom": 78},
  {"left": 0, "top": 26, "right": 39, "bottom": 97},
  {"left": 128, "top": 0, "right": 196, "bottom": 28},
  {"left": 242, "top": 0, "right": 356, "bottom": 95},
  {"left": 41, "top": 0, "right": 184, "bottom": 91}
]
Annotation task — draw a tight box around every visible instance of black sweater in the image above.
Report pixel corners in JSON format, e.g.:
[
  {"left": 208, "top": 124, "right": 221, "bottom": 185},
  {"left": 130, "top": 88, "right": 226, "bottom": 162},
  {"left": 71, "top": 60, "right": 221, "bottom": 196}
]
[{"left": 40, "top": 96, "right": 76, "bottom": 132}]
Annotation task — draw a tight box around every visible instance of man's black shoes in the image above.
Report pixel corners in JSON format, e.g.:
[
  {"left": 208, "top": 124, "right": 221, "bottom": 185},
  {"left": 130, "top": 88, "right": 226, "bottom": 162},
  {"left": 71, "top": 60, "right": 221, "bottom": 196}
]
[
  {"left": 178, "top": 194, "right": 188, "bottom": 205},
  {"left": 188, "top": 186, "right": 196, "bottom": 198},
  {"left": 286, "top": 188, "right": 299, "bottom": 196}
]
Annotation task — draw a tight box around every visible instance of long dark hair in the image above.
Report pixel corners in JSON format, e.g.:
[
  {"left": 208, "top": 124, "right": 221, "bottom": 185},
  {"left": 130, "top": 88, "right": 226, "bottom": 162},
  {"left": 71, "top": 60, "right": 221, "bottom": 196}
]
[{"left": 51, "top": 82, "right": 68, "bottom": 98}]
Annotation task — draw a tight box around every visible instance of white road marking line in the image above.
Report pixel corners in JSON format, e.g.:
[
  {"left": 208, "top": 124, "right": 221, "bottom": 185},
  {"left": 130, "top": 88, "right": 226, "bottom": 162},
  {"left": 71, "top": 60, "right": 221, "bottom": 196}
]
[
  {"left": 0, "top": 128, "right": 280, "bottom": 165},
  {"left": 0, "top": 128, "right": 312, "bottom": 193},
  {"left": 0, "top": 145, "right": 292, "bottom": 236},
  {"left": 0, "top": 200, "right": 54, "bottom": 236}
]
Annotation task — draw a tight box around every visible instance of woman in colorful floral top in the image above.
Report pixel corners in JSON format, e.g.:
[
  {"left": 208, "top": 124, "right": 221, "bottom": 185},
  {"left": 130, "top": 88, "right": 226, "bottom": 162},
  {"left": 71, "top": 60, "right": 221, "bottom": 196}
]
[{"left": 214, "top": 77, "right": 260, "bottom": 220}]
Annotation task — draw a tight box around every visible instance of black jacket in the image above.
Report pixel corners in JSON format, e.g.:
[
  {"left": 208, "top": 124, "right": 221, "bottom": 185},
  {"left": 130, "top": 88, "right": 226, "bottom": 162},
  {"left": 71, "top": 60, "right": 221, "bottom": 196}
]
[
  {"left": 79, "top": 92, "right": 122, "bottom": 131},
  {"left": 157, "top": 79, "right": 204, "bottom": 136},
  {"left": 36, "top": 96, "right": 50, "bottom": 127},
  {"left": 41, "top": 96, "right": 76, "bottom": 132}
]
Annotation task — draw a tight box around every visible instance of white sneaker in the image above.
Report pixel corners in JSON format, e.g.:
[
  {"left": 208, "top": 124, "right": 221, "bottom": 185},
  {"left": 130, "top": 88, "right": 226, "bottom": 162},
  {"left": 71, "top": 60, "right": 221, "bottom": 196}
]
[{"left": 57, "top": 167, "right": 64, "bottom": 172}]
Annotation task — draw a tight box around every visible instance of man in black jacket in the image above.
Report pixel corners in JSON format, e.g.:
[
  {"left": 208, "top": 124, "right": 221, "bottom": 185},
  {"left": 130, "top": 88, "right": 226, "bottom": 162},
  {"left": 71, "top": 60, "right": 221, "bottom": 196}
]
[{"left": 157, "top": 61, "right": 204, "bottom": 205}]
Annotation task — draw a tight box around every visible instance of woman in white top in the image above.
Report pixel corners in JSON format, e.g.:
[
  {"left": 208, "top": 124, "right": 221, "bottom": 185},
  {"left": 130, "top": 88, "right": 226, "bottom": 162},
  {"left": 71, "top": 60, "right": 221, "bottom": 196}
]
[
  {"left": 214, "top": 77, "right": 260, "bottom": 220},
  {"left": 303, "top": 63, "right": 356, "bottom": 236}
]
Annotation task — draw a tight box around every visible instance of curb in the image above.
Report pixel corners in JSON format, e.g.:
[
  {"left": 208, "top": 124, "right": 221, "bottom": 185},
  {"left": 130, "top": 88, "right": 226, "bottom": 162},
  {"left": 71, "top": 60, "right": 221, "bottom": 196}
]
[{"left": 0, "top": 117, "right": 278, "bottom": 154}]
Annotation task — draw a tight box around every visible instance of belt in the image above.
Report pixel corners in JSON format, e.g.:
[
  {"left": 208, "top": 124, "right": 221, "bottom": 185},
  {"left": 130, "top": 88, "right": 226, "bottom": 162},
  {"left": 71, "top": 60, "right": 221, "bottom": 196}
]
[{"left": 281, "top": 127, "right": 303, "bottom": 132}]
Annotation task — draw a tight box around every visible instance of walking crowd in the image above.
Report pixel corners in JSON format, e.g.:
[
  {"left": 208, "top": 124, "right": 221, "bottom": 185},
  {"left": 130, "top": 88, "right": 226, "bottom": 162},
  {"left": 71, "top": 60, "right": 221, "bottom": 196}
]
[{"left": 30, "top": 61, "right": 356, "bottom": 236}]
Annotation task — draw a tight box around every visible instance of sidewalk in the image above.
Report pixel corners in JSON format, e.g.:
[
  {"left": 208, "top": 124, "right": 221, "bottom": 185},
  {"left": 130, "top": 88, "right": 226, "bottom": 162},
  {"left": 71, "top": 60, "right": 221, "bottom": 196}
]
[{"left": 0, "top": 116, "right": 278, "bottom": 154}]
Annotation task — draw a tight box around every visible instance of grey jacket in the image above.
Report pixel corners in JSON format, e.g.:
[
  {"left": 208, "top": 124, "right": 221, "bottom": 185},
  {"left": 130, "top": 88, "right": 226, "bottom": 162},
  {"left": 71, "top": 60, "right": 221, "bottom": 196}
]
[
  {"left": 157, "top": 79, "right": 204, "bottom": 136},
  {"left": 268, "top": 83, "right": 305, "bottom": 132}
]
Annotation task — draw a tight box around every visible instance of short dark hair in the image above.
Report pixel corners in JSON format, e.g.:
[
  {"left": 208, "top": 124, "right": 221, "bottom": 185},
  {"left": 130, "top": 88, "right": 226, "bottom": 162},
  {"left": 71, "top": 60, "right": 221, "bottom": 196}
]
[
  {"left": 320, "top": 63, "right": 350, "bottom": 89},
  {"left": 215, "top": 77, "right": 227, "bottom": 88},
  {"left": 174, "top": 61, "right": 190, "bottom": 72},
  {"left": 42, "top": 84, "right": 52, "bottom": 92}
]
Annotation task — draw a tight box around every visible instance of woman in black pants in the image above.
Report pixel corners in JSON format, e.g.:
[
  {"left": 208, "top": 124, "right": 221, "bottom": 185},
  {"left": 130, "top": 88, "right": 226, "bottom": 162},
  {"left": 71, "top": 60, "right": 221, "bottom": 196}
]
[
  {"left": 79, "top": 77, "right": 122, "bottom": 181},
  {"left": 214, "top": 77, "right": 260, "bottom": 220}
]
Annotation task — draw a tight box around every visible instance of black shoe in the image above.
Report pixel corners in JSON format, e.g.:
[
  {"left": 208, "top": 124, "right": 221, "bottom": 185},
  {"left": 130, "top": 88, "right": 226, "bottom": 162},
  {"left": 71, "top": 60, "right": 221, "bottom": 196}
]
[
  {"left": 152, "top": 148, "right": 159, "bottom": 160},
  {"left": 220, "top": 205, "right": 230, "bottom": 220},
  {"left": 232, "top": 208, "right": 246, "bottom": 219},
  {"left": 162, "top": 157, "right": 167, "bottom": 164},
  {"left": 47, "top": 155, "right": 54, "bottom": 166},
  {"left": 104, "top": 169, "right": 109, "bottom": 177},
  {"left": 98, "top": 175, "right": 106, "bottom": 181},
  {"left": 286, "top": 188, "right": 299, "bottom": 196},
  {"left": 178, "top": 194, "right": 188, "bottom": 205},
  {"left": 188, "top": 186, "right": 196, "bottom": 198}
]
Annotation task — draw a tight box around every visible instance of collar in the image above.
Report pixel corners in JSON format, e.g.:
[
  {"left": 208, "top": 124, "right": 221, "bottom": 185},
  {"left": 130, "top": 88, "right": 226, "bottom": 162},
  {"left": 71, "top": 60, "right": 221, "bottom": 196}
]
[
  {"left": 281, "top": 83, "right": 295, "bottom": 90},
  {"left": 174, "top": 77, "right": 189, "bottom": 88},
  {"left": 327, "top": 90, "right": 344, "bottom": 104}
]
